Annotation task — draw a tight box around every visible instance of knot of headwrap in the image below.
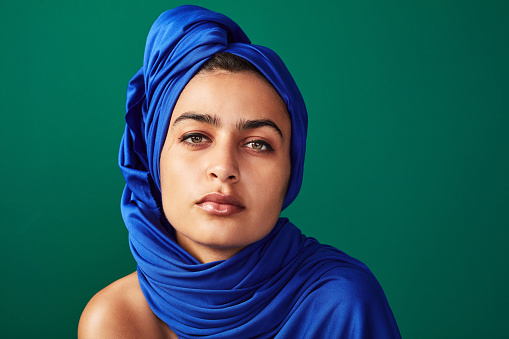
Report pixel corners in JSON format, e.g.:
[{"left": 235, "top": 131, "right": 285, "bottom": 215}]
[{"left": 118, "top": 5, "right": 400, "bottom": 339}]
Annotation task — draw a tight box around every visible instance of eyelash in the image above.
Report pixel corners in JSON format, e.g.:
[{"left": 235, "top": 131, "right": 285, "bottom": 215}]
[
  {"left": 179, "top": 133, "right": 210, "bottom": 147},
  {"left": 245, "top": 140, "right": 274, "bottom": 151},
  {"left": 179, "top": 133, "right": 274, "bottom": 152}
]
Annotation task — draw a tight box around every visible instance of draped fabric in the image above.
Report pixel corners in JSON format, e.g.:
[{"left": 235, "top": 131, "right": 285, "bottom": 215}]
[{"left": 119, "top": 5, "right": 400, "bottom": 338}]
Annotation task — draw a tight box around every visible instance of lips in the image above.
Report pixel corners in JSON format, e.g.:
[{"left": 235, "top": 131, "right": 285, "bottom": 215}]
[{"left": 195, "top": 192, "right": 245, "bottom": 216}]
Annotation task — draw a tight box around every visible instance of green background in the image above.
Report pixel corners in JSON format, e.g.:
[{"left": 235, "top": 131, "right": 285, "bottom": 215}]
[{"left": 1, "top": 0, "right": 508, "bottom": 337}]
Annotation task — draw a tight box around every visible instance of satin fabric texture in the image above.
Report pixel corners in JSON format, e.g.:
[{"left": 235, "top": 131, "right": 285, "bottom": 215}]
[{"left": 119, "top": 5, "right": 400, "bottom": 338}]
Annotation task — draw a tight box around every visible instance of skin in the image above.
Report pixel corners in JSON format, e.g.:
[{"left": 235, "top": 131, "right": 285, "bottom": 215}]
[
  {"left": 78, "top": 70, "right": 292, "bottom": 337},
  {"left": 78, "top": 272, "right": 178, "bottom": 339},
  {"left": 160, "top": 70, "right": 292, "bottom": 263}
]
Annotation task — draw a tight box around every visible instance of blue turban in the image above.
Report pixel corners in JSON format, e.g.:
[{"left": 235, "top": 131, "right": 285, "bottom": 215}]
[
  {"left": 120, "top": 5, "right": 306, "bottom": 212},
  {"left": 119, "top": 5, "right": 400, "bottom": 338}
]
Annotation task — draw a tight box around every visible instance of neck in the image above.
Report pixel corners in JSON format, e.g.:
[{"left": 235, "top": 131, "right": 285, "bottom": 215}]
[{"left": 176, "top": 232, "right": 244, "bottom": 263}]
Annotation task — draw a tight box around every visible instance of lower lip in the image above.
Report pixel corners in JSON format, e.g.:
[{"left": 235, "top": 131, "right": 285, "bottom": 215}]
[{"left": 196, "top": 202, "right": 244, "bottom": 216}]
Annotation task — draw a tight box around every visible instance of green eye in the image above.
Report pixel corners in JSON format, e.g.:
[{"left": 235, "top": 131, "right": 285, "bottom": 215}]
[
  {"left": 246, "top": 140, "right": 273, "bottom": 151},
  {"left": 251, "top": 141, "right": 263, "bottom": 150}
]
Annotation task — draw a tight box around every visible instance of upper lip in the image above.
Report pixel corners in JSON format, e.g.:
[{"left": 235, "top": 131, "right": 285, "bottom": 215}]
[{"left": 196, "top": 192, "right": 245, "bottom": 208}]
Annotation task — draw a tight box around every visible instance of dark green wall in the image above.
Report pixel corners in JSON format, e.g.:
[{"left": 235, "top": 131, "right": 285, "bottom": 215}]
[{"left": 1, "top": 1, "right": 508, "bottom": 337}]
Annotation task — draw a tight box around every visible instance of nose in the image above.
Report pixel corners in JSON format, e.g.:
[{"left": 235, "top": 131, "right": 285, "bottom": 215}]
[{"left": 207, "top": 144, "right": 240, "bottom": 184}]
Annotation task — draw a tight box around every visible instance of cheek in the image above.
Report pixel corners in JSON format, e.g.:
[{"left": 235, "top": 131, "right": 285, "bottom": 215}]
[
  {"left": 247, "top": 155, "right": 291, "bottom": 204},
  {"left": 276, "top": 163, "right": 292, "bottom": 201},
  {"left": 160, "top": 150, "right": 200, "bottom": 211},
  {"left": 273, "top": 150, "right": 292, "bottom": 194}
]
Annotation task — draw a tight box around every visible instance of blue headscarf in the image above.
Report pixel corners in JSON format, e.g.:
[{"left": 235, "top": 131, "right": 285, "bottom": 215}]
[{"left": 119, "top": 5, "right": 400, "bottom": 338}]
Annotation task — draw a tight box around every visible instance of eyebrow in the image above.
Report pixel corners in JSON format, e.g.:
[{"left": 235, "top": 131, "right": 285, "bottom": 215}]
[
  {"left": 172, "top": 112, "right": 284, "bottom": 139},
  {"left": 237, "top": 119, "right": 283, "bottom": 139},
  {"left": 172, "top": 112, "right": 220, "bottom": 127}
]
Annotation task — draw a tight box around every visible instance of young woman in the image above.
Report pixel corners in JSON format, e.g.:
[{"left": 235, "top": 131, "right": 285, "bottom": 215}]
[{"left": 79, "top": 5, "right": 400, "bottom": 338}]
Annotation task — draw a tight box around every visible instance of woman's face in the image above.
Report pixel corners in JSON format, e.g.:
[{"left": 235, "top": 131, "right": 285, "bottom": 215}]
[{"left": 160, "top": 71, "right": 291, "bottom": 263}]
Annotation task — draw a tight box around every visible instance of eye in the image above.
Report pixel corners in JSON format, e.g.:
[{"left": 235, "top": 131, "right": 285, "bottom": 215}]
[
  {"left": 180, "top": 133, "right": 210, "bottom": 145},
  {"left": 245, "top": 140, "right": 273, "bottom": 151},
  {"left": 188, "top": 135, "right": 203, "bottom": 143}
]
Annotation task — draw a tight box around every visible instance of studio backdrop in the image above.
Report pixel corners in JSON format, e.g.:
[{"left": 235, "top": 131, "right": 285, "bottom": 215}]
[{"left": 1, "top": 1, "right": 508, "bottom": 338}]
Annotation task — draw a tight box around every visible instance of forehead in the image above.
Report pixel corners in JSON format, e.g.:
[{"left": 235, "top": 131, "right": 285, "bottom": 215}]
[{"left": 169, "top": 71, "right": 289, "bottom": 126}]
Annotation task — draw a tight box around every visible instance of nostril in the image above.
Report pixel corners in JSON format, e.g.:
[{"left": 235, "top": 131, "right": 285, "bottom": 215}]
[{"left": 208, "top": 166, "right": 239, "bottom": 182}]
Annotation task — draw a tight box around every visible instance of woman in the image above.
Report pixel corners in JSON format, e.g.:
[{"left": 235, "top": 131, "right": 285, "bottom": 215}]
[{"left": 79, "top": 5, "right": 401, "bottom": 338}]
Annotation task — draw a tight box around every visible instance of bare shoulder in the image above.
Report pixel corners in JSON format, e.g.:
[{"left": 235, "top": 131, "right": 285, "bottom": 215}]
[{"left": 78, "top": 271, "right": 177, "bottom": 339}]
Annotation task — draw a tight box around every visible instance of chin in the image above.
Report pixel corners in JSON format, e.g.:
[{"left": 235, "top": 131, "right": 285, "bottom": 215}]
[
  {"left": 190, "top": 219, "right": 272, "bottom": 248},
  {"left": 196, "top": 226, "right": 261, "bottom": 248}
]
